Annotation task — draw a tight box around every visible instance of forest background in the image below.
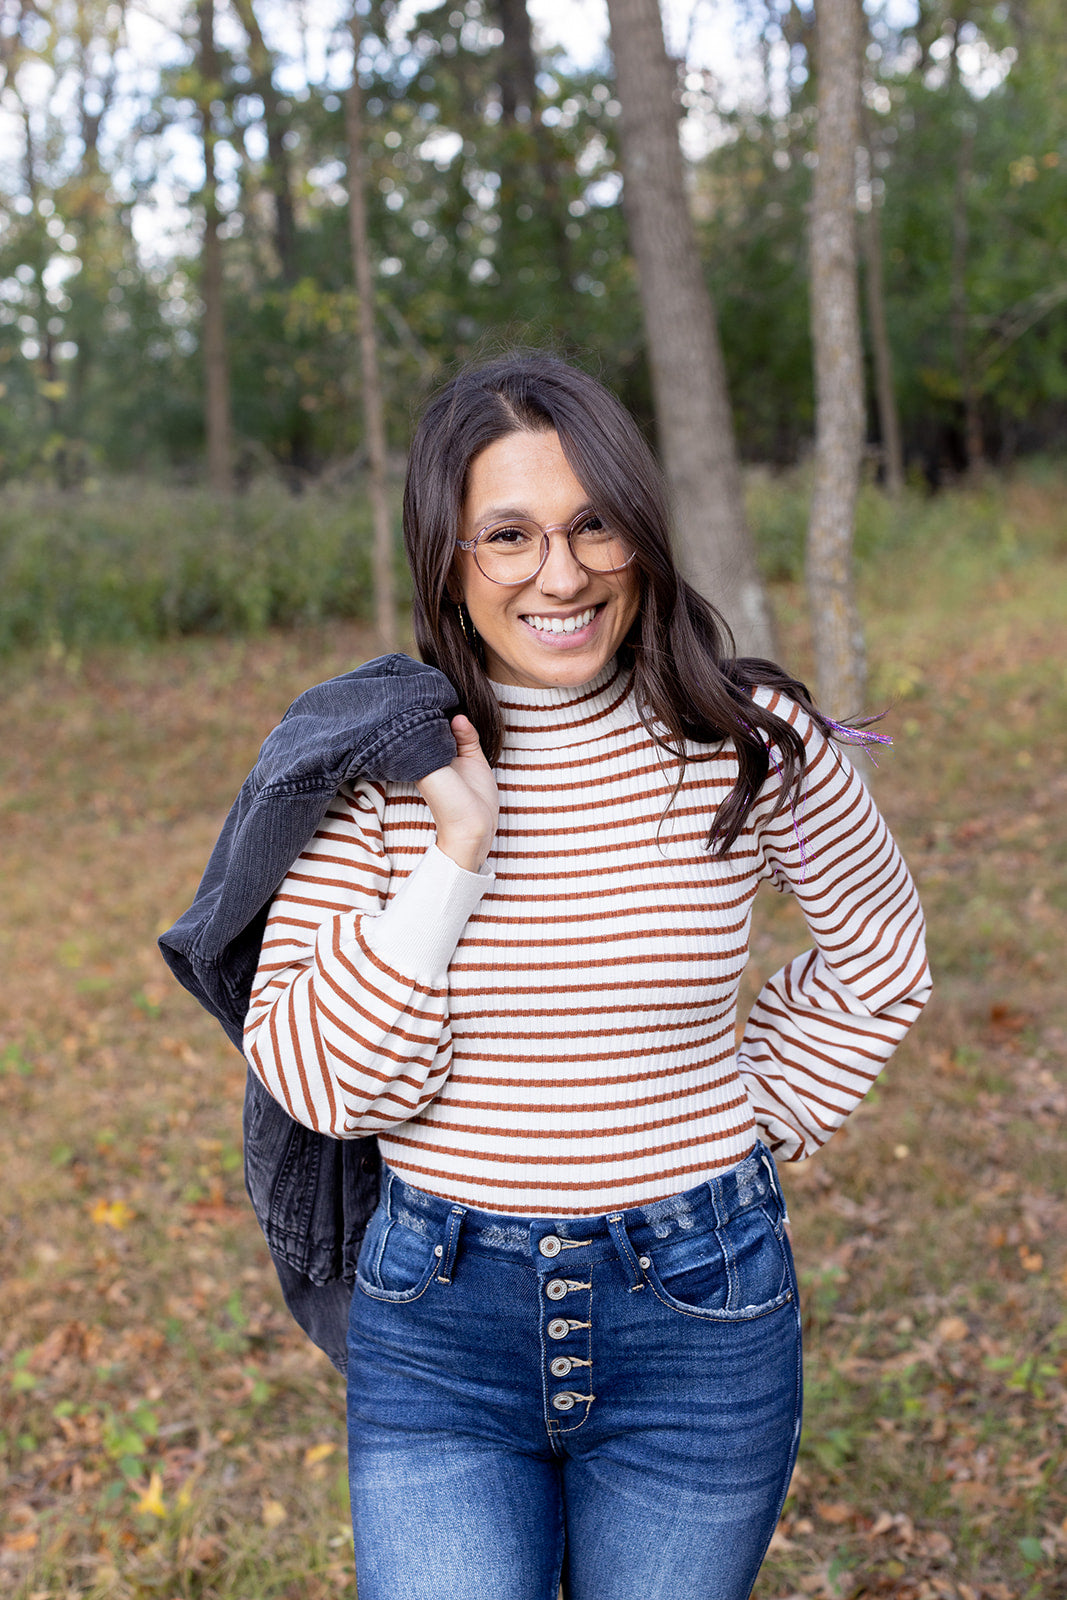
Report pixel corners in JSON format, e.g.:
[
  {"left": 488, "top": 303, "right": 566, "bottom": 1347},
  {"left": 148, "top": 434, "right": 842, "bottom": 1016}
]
[
  {"left": 2, "top": 0, "right": 1066, "bottom": 1597},
  {"left": 1, "top": 0, "right": 1065, "bottom": 651}
]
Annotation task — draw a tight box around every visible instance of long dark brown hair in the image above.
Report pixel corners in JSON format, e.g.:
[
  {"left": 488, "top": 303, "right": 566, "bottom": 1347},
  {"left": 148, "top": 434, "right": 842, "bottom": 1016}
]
[{"left": 403, "top": 352, "right": 836, "bottom": 855}]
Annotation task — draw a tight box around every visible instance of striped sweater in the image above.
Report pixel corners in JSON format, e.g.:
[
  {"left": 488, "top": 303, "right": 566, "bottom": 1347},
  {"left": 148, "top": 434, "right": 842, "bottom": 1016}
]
[{"left": 244, "top": 666, "right": 930, "bottom": 1215}]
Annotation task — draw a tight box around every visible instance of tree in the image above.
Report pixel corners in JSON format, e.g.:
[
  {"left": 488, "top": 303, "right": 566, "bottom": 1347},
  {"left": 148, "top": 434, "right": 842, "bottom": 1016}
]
[
  {"left": 195, "top": 0, "right": 233, "bottom": 495},
  {"left": 807, "top": 0, "right": 866, "bottom": 718},
  {"left": 860, "top": 105, "right": 904, "bottom": 494},
  {"left": 346, "top": 5, "right": 396, "bottom": 650},
  {"left": 603, "top": 0, "right": 775, "bottom": 657}
]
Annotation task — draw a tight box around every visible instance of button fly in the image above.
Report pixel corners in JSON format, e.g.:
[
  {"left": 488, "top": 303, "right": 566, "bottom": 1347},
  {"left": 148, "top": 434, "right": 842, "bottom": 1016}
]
[
  {"left": 545, "top": 1279, "right": 568, "bottom": 1301},
  {"left": 547, "top": 1318, "right": 570, "bottom": 1340},
  {"left": 539, "top": 1235, "right": 562, "bottom": 1258}
]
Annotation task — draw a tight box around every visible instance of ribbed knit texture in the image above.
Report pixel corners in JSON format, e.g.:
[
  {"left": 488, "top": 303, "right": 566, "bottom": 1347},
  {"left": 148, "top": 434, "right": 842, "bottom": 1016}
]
[{"left": 244, "top": 666, "right": 930, "bottom": 1214}]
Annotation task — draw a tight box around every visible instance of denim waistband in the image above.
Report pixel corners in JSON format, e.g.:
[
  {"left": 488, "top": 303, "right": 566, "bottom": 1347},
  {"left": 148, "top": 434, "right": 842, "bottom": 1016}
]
[{"left": 379, "top": 1143, "right": 785, "bottom": 1266}]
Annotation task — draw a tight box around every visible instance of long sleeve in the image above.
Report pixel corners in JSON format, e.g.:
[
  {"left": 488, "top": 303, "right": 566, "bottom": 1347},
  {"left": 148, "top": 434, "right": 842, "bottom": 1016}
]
[
  {"left": 243, "top": 780, "right": 493, "bottom": 1139},
  {"left": 737, "top": 690, "right": 931, "bottom": 1161}
]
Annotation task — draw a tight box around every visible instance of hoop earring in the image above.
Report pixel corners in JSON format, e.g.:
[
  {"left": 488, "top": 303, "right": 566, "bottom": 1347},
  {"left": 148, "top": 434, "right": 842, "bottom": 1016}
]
[{"left": 457, "top": 600, "right": 479, "bottom": 654}]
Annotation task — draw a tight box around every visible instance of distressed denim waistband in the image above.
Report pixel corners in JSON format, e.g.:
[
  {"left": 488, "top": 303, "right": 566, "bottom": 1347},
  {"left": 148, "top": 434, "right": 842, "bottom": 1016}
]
[{"left": 378, "top": 1142, "right": 785, "bottom": 1263}]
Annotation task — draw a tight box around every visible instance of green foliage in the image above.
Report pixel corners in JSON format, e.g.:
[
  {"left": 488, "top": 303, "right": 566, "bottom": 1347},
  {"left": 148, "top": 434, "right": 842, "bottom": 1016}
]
[
  {"left": 745, "top": 455, "right": 1067, "bottom": 584},
  {"left": 0, "top": 481, "right": 383, "bottom": 652},
  {"left": 0, "top": 0, "right": 1065, "bottom": 488}
]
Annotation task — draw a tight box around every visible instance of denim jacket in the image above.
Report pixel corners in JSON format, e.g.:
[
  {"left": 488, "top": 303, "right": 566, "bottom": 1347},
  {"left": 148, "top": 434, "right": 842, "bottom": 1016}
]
[{"left": 158, "top": 653, "right": 460, "bottom": 1374}]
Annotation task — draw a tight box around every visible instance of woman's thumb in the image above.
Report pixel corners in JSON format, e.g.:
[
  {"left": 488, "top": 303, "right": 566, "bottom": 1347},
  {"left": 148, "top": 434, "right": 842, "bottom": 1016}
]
[{"left": 450, "top": 713, "right": 483, "bottom": 757}]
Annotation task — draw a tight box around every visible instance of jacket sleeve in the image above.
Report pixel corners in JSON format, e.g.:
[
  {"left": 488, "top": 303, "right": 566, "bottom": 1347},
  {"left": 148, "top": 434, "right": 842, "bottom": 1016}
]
[
  {"left": 736, "top": 690, "right": 931, "bottom": 1161},
  {"left": 243, "top": 780, "right": 492, "bottom": 1138}
]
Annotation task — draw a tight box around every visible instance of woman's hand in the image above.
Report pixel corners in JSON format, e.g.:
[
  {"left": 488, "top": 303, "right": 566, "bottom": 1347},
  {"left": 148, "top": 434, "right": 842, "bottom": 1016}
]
[{"left": 415, "top": 715, "right": 499, "bottom": 873}]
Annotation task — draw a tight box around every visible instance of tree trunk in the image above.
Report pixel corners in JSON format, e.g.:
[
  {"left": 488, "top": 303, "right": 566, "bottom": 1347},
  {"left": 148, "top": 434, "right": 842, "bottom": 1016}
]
[
  {"left": 488, "top": 0, "right": 570, "bottom": 287},
  {"left": 950, "top": 117, "right": 983, "bottom": 476},
  {"left": 197, "top": 0, "right": 233, "bottom": 496},
  {"left": 807, "top": 0, "right": 866, "bottom": 720},
  {"left": 346, "top": 8, "right": 397, "bottom": 652},
  {"left": 859, "top": 113, "right": 904, "bottom": 496},
  {"left": 603, "top": 0, "right": 775, "bottom": 658},
  {"left": 231, "top": 0, "right": 296, "bottom": 284}
]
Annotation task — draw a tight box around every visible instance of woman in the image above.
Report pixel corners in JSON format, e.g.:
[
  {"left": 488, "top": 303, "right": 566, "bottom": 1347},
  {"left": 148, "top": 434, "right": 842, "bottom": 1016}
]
[{"left": 244, "top": 353, "right": 930, "bottom": 1600}]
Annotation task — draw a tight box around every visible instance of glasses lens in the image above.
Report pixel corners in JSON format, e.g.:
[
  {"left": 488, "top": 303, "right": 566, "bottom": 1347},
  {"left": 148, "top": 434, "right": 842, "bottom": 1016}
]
[
  {"left": 569, "top": 513, "right": 633, "bottom": 572},
  {"left": 474, "top": 521, "right": 545, "bottom": 584},
  {"left": 472, "top": 514, "right": 634, "bottom": 584}
]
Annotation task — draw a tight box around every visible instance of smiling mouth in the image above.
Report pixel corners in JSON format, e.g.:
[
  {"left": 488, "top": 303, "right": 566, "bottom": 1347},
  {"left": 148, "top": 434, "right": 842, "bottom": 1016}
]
[{"left": 521, "top": 604, "right": 601, "bottom": 635}]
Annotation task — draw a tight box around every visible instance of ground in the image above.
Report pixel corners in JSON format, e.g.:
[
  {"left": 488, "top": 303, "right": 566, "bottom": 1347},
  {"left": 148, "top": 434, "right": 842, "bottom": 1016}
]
[{"left": 1, "top": 488, "right": 1065, "bottom": 1597}]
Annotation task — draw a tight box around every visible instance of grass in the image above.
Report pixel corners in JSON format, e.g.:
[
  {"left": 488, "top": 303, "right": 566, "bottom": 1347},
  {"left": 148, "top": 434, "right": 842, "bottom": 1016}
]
[
  {"left": 0, "top": 456, "right": 1061, "bottom": 654},
  {"left": 0, "top": 480, "right": 385, "bottom": 653},
  {"left": 1, "top": 472, "right": 1066, "bottom": 1598}
]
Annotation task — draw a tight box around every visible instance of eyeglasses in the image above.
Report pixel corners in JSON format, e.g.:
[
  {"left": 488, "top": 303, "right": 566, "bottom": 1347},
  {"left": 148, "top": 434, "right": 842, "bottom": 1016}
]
[{"left": 455, "top": 510, "right": 636, "bottom": 587}]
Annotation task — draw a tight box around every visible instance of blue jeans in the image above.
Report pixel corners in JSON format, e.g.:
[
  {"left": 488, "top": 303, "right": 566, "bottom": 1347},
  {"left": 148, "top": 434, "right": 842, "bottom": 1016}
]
[{"left": 346, "top": 1144, "right": 802, "bottom": 1600}]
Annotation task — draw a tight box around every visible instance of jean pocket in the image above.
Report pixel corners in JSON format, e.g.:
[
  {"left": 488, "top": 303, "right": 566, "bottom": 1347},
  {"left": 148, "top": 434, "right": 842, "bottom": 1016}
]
[
  {"left": 644, "top": 1204, "right": 793, "bottom": 1322},
  {"left": 355, "top": 1207, "right": 439, "bottom": 1304}
]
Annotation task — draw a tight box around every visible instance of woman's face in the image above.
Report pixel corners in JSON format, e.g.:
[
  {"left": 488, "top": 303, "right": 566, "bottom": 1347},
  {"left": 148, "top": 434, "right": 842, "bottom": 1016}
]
[{"left": 453, "top": 429, "right": 641, "bottom": 690}]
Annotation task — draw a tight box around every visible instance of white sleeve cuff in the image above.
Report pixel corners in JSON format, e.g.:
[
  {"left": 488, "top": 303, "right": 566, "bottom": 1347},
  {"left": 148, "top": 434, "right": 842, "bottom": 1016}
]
[{"left": 357, "top": 844, "right": 494, "bottom": 983}]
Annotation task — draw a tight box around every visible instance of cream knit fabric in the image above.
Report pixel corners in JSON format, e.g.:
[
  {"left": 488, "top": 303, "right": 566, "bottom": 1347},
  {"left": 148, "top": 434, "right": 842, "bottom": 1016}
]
[{"left": 244, "top": 665, "right": 930, "bottom": 1214}]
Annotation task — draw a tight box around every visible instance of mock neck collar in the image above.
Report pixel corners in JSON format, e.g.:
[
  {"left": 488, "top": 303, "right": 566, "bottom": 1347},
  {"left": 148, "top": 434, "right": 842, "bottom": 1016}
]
[{"left": 488, "top": 662, "right": 638, "bottom": 749}]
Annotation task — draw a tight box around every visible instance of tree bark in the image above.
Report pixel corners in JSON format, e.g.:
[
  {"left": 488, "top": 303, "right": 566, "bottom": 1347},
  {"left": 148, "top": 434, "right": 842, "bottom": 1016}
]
[
  {"left": 346, "top": 7, "right": 396, "bottom": 652},
  {"left": 950, "top": 118, "right": 984, "bottom": 476},
  {"left": 604, "top": 0, "right": 775, "bottom": 658},
  {"left": 807, "top": 0, "right": 866, "bottom": 719},
  {"left": 197, "top": 0, "right": 233, "bottom": 496},
  {"left": 231, "top": 0, "right": 296, "bottom": 284},
  {"left": 487, "top": 0, "right": 570, "bottom": 287},
  {"left": 859, "top": 109, "right": 904, "bottom": 496}
]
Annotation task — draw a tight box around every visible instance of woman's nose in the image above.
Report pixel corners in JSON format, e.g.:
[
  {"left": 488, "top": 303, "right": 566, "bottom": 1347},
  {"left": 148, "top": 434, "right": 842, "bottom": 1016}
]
[{"left": 536, "top": 532, "right": 588, "bottom": 597}]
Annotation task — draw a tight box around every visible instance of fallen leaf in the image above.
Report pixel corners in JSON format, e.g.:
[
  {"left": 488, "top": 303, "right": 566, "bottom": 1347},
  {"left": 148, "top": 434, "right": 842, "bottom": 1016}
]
[
  {"left": 89, "top": 1197, "right": 135, "bottom": 1230},
  {"left": 261, "top": 1498, "right": 287, "bottom": 1529},
  {"left": 304, "top": 1441, "right": 338, "bottom": 1468},
  {"left": 134, "top": 1471, "right": 167, "bottom": 1518},
  {"left": 814, "top": 1500, "right": 852, "bottom": 1524},
  {"left": 937, "top": 1316, "right": 969, "bottom": 1343},
  {"left": 1, "top": 1530, "right": 39, "bottom": 1553}
]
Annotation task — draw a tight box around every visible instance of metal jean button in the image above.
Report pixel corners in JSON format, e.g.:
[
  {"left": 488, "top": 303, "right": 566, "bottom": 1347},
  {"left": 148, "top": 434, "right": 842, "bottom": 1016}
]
[
  {"left": 551, "top": 1393, "right": 576, "bottom": 1413},
  {"left": 539, "top": 1235, "right": 562, "bottom": 1258},
  {"left": 547, "top": 1318, "right": 571, "bottom": 1341},
  {"left": 545, "top": 1279, "right": 568, "bottom": 1300},
  {"left": 550, "top": 1356, "right": 572, "bottom": 1377}
]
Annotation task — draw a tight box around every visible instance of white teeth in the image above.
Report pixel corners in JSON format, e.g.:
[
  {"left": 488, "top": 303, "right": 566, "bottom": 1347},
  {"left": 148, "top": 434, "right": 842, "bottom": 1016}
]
[{"left": 525, "top": 606, "right": 597, "bottom": 634}]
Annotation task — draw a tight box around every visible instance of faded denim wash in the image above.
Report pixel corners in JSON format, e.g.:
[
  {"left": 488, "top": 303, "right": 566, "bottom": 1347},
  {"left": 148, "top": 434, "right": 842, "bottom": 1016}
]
[
  {"left": 347, "top": 1145, "right": 802, "bottom": 1600},
  {"left": 158, "top": 653, "right": 461, "bottom": 1371}
]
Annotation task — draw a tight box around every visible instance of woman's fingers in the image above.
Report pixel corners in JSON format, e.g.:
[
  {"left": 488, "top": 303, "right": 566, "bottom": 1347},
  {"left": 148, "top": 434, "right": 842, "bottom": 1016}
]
[{"left": 414, "top": 715, "right": 499, "bottom": 872}]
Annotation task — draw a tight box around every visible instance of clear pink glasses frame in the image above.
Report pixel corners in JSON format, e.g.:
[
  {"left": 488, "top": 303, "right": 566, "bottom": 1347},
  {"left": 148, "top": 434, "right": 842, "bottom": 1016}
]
[{"left": 454, "top": 511, "right": 636, "bottom": 587}]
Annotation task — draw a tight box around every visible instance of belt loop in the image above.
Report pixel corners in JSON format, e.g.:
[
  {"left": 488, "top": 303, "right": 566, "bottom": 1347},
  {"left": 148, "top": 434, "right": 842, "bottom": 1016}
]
[
  {"left": 606, "top": 1212, "right": 647, "bottom": 1292},
  {"left": 707, "top": 1174, "right": 728, "bottom": 1230},
  {"left": 435, "top": 1205, "right": 466, "bottom": 1284},
  {"left": 759, "top": 1144, "right": 789, "bottom": 1224}
]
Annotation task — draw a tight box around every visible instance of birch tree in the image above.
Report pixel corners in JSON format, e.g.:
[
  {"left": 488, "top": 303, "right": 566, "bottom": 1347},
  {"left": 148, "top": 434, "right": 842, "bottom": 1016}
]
[
  {"left": 807, "top": 0, "right": 866, "bottom": 716},
  {"left": 603, "top": 0, "right": 775, "bottom": 658}
]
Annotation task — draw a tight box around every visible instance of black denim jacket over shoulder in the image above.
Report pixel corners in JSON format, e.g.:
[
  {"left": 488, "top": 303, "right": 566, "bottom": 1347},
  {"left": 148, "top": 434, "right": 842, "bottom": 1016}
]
[{"left": 158, "top": 653, "right": 460, "bottom": 1374}]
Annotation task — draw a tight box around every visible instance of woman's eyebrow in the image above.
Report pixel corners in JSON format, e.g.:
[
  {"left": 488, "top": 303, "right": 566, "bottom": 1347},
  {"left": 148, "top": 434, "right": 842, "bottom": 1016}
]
[{"left": 474, "top": 501, "right": 594, "bottom": 525}]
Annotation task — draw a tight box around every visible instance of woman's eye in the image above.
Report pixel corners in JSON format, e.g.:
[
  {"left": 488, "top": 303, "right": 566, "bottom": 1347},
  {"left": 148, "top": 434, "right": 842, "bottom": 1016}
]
[
  {"left": 484, "top": 525, "right": 534, "bottom": 548},
  {"left": 574, "top": 514, "right": 610, "bottom": 540}
]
